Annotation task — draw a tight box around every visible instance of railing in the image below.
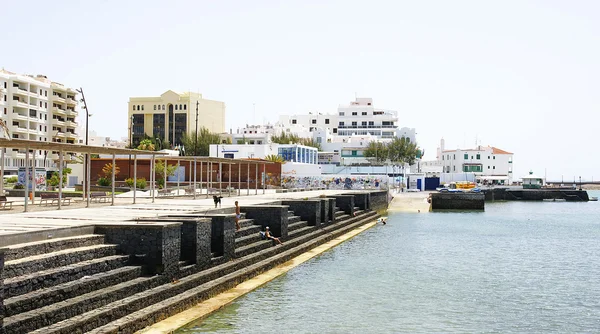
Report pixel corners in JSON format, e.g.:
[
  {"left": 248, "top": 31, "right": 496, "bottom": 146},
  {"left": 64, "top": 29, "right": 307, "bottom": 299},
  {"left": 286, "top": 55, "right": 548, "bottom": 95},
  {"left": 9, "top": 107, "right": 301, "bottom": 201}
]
[{"left": 337, "top": 125, "right": 396, "bottom": 129}]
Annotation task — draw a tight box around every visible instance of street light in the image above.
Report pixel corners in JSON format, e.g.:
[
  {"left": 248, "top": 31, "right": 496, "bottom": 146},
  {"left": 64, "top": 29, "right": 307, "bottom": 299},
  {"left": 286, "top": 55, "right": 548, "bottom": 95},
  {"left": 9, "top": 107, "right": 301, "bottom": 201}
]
[
  {"left": 579, "top": 176, "right": 582, "bottom": 191},
  {"left": 76, "top": 88, "right": 91, "bottom": 199},
  {"left": 195, "top": 100, "right": 199, "bottom": 156}
]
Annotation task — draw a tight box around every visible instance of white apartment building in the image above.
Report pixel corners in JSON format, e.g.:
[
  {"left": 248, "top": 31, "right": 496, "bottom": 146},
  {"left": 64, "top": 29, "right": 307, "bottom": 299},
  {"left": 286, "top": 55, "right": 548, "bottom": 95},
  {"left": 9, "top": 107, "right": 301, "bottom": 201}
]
[
  {"left": 437, "top": 138, "right": 514, "bottom": 184},
  {"left": 277, "top": 97, "right": 416, "bottom": 142},
  {"left": 128, "top": 90, "right": 225, "bottom": 148},
  {"left": 0, "top": 69, "right": 80, "bottom": 175}
]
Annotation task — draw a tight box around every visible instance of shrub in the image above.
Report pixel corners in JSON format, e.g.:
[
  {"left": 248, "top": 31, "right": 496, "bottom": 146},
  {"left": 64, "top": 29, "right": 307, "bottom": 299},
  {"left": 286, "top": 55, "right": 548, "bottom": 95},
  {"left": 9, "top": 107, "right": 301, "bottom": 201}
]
[
  {"left": 13, "top": 183, "right": 24, "bottom": 189},
  {"left": 125, "top": 177, "right": 147, "bottom": 189},
  {"left": 125, "top": 178, "right": 134, "bottom": 188},
  {"left": 97, "top": 177, "right": 111, "bottom": 187},
  {"left": 6, "top": 176, "right": 18, "bottom": 183}
]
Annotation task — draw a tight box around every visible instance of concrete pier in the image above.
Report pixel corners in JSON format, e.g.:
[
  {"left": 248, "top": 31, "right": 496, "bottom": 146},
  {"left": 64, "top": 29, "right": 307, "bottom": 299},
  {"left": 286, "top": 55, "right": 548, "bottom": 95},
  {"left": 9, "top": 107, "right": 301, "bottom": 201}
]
[{"left": 430, "top": 192, "right": 485, "bottom": 211}]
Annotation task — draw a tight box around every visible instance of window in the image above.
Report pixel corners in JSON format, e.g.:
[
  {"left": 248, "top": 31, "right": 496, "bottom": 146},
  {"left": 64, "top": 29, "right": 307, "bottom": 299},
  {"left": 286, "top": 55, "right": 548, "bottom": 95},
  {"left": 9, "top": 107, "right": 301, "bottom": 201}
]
[
  {"left": 352, "top": 112, "right": 357, "bottom": 116},
  {"left": 464, "top": 153, "right": 468, "bottom": 159},
  {"left": 136, "top": 105, "right": 140, "bottom": 111},
  {"left": 184, "top": 104, "right": 187, "bottom": 110},
  {"left": 453, "top": 166, "right": 456, "bottom": 171},
  {"left": 453, "top": 154, "right": 456, "bottom": 160},
  {"left": 44, "top": 102, "right": 47, "bottom": 108},
  {"left": 442, "top": 155, "right": 444, "bottom": 160},
  {"left": 339, "top": 122, "right": 344, "bottom": 126},
  {"left": 45, "top": 91, "right": 47, "bottom": 97},
  {"left": 362, "top": 121, "right": 367, "bottom": 126},
  {"left": 493, "top": 166, "right": 496, "bottom": 169},
  {"left": 39, "top": 89, "right": 42, "bottom": 95},
  {"left": 362, "top": 112, "right": 367, "bottom": 115},
  {"left": 493, "top": 156, "right": 496, "bottom": 160},
  {"left": 339, "top": 112, "right": 345, "bottom": 116},
  {"left": 488, "top": 156, "right": 490, "bottom": 159},
  {"left": 154, "top": 105, "right": 156, "bottom": 110},
  {"left": 175, "top": 105, "right": 178, "bottom": 110},
  {"left": 162, "top": 105, "right": 165, "bottom": 110},
  {"left": 309, "top": 127, "right": 314, "bottom": 131},
  {"left": 333, "top": 128, "right": 337, "bottom": 133},
  {"left": 352, "top": 122, "right": 357, "bottom": 126},
  {"left": 325, "top": 119, "right": 329, "bottom": 124},
  {"left": 180, "top": 104, "right": 183, "bottom": 110},
  {"left": 40, "top": 101, "right": 42, "bottom": 107},
  {"left": 476, "top": 154, "right": 480, "bottom": 159},
  {"left": 3, "top": 108, "right": 6, "bottom": 115},
  {"left": 488, "top": 166, "right": 490, "bottom": 169},
  {"left": 352, "top": 150, "right": 357, "bottom": 156},
  {"left": 153, "top": 114, "right": 165, "bottom": 140},
  {"left": 133, "top": 105, "right": 135, "bottom": 111},
  {"left": 369, "top": 121, "right": 374, "bottom": 126},
  {"left": 142, "top": 105, "right": 144, "bottom": 111},
  {"left": 292, "top": 119, "right": 297, "bottom": 124},
  {"left": 312, "top": 119, "right": 316, "bottom": 124}
]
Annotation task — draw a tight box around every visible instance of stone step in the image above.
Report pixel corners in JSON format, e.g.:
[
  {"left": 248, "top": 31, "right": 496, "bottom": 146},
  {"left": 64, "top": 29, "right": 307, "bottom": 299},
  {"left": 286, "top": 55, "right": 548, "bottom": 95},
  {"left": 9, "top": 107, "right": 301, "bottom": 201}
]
[
  {"left": 287, "top": 225, "right": 316, "bottom": 240},
  {"left": 81, "top": 211, "right": 381, "bottom": 334},
  {"left": 4, "top": 275, "right": 162, "bottom": 334},
  {"left": 234, "top": 239, "right": 275, "bottom": 258},
  {"left": 3, "top": 234, "right": 106, "bottom": 262},
  {"left": 4, "top": 266, "right": 142, "bottom": 317},
  {"left": 235, "top": 233, "right": 264, "bottom": 248},
  {"left": 4, "top": 244, "right": 118, "bottom": 279},
  {"left": 237, "top": 219, "right": 255, "bottom": 228},
  {"left": 287, "top": 215, "right": 301, "bottom": 224},
  {"left": 3, "top": 255, "right": 130, "bottom": 298},
  {"left": 354, "top": 206, "right": 360, "bottom": 211},
  {"left": 287, "top": 220, "right": 309, "bottom": 231},
  {"left": 335, "top": 211, "right": 345, "bottom": 218},
  {"left": 287, "top": 210, "right": 294, "bottom": 216},
  {"left": 235, "top": 224, "right": 262, "bottom": 238}
]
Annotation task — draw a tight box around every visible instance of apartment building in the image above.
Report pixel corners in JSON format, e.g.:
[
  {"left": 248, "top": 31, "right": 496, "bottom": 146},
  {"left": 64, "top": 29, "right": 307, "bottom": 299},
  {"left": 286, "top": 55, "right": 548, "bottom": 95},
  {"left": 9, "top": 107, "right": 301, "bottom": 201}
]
[
  {"left": 128, "top": 90, "right": 225, "bottom": 147},
  {"left": 0, "top": 69, "right": 79, "bottom": 175},
  {"left": 277, "top": 97, "right": 416, "bottom": 142}
]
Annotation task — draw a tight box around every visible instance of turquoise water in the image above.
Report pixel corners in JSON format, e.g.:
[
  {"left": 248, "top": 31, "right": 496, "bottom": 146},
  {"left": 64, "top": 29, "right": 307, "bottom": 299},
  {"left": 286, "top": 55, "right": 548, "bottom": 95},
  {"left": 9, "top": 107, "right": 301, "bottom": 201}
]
[{"left": 178, "top": 191, "right": 600, "bottom": 333}]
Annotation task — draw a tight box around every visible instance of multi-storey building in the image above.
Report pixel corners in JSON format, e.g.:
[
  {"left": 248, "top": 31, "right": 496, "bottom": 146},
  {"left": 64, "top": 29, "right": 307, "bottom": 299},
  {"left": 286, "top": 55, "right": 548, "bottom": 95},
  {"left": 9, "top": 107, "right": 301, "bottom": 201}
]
[
  {"left": 128, "top": 90, "right": 225, "bottom": 147},
  {"left": 436, "top": 138, "right": 514, "bottom": 184},
  {"left": 0, "top": 69, "right": 80, "bottom": 175},
  {"left": 277, "top": 97, "right": 416, "bottom": 142}
]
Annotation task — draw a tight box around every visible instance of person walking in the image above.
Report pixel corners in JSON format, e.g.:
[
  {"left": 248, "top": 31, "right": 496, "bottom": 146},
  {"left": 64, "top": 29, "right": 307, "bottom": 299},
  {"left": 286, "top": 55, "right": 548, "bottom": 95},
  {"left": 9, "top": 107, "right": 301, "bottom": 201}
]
[{"left": 234, "top": 201, "right": 241, "bottom": 231}]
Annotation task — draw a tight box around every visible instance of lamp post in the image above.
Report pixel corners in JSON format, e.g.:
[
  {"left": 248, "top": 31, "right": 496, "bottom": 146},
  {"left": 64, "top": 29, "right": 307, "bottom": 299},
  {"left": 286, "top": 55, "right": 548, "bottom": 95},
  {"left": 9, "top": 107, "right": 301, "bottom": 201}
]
[
  {"left": 129, "top": 115, "right": 134, "bottom": 178},
  {"left": 76, "top": 88, "right": 91, "bottom": 199},
  {"left": 195, "top": 100, "right": 199, "bottom": 156},
  {"left": 579, "top": 176, "right": 582, "bottom": 191}
]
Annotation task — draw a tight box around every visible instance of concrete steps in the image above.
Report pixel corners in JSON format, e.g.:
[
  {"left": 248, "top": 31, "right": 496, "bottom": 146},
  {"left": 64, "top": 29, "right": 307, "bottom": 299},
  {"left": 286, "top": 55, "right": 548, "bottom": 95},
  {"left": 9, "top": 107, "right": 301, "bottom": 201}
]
[
  {"left": 3, "top": 234, "right": 106, "bottom": 261},
  {"left": 4, "top": 266, "right": 142, "bottom": 317},
  {"left": 237, "top": 218, "right": 255, "bottom": 228},
  {"left": 287, "top": 215, "right": 302, "bottom": 224},
  {"left": 334, "top": 210, "right": 346, "bottom": 218},
  {"left": 4, "top": 255, "right": 130, "bottom": 298},
  {"left": 287, "top": 220, "right": 309, "bottom": 232},
  {"left": 4, "top": 244, "right": 118, "bottom": 279}
]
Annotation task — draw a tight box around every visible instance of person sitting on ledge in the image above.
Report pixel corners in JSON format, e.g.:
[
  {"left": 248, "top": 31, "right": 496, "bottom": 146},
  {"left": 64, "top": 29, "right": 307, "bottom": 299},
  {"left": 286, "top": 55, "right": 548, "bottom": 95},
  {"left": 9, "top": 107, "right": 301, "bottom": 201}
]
[
  {"left": 213, "top": 195, "right": 223, "bottom": 208},
  {"left": 265, "top": 226, "right": 283, "bottom": 245}
]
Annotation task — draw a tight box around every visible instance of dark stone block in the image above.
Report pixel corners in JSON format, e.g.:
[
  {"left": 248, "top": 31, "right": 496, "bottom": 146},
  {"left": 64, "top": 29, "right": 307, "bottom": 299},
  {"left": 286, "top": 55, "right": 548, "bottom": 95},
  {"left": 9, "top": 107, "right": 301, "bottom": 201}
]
[
  {"left": 318, "top": 198, "right": 329, "bottom": 225},
  {"left": 281, "top": 200, "right": 322, "bottom": 227},
  {"left": 349, "top": 193, "right": 369, "bottom": 210},
  {"left": 328, "top": 195, "right": 355, "bottom": 216},
  {"left": 430, "top": 192, "right": 485, "bottom": 210},
  {"left": 0, "top": 249, "right": 4, "bottom": 332},
  {"left": 241, "top": 205, "right": 289, "bottom": 238},
  {"left": 327, "top": 198, "right": 336, "bottom": 223},
  {"left": 95, "top": 224, "right": 181, "bottom": 278},
  {"left": 367, "top": 190, "right": 389, "bottom": 211}
]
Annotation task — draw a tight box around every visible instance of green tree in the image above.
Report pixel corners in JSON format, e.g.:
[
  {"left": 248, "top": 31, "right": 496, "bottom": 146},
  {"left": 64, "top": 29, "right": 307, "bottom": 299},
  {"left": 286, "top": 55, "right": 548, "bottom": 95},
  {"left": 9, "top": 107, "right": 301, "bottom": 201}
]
[
  {"left": 153, "top": 160, "right": 177, "bottom": 188},
  {"left": 271, "top": 132, "right": 300, "bottom": 145},
  {"left": 48, "top": 167, "right": 72, "bottom": 187},
  {"left": 265, "top": 154, "right": 285, "bottom": 163},
  {"left": 364, "top": 141, "right": 389, "bottom": 163},
  {"left": 137, "top": 139, "right": 156, "bottom": 151},
  {"left": 387, "top": 136, "right": 419, "bottom": 165},
  {"left": 181, "top": 127, "right": 224, "bottom": 156}
]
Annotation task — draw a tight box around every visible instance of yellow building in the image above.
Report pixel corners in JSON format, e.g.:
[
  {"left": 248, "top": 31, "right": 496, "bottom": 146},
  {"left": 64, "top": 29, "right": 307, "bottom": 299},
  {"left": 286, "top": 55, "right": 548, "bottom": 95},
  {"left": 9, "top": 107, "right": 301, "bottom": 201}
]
[{"left": 128, "top": 91, "right": 225, "bottom": 147}]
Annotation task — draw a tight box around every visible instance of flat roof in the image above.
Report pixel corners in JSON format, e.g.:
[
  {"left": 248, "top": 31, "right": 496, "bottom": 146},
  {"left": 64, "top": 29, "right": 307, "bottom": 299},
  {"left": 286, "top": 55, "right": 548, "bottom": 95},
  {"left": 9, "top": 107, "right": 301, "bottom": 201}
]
[{"left": 0, "top": 138, "right": 166, "bottom": 155}]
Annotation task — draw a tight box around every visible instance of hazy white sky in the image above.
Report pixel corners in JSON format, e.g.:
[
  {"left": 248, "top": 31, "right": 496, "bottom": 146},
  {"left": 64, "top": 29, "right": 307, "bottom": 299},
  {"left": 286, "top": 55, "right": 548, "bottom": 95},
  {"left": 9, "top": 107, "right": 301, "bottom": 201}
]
[{"left": 2, "top": 0, "right": 598, "bottom": 180}]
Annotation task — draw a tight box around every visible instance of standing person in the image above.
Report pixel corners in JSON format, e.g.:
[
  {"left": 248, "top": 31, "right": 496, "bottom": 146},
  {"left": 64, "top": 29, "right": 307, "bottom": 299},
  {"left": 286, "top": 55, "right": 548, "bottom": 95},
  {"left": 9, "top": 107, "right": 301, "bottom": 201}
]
[
  {"left": 234, "top": 201, "right": 241, "bottom": 230},
  {"left": 265, "top": 226, "right": 283, "bottom": 245}
]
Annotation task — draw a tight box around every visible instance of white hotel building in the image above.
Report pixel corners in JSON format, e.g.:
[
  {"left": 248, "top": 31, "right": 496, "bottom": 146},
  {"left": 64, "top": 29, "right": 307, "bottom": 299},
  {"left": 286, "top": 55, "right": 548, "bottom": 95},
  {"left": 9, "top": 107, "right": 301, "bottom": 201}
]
[{"left": 0, "top": 69, "right": 80, "bottom": 175}]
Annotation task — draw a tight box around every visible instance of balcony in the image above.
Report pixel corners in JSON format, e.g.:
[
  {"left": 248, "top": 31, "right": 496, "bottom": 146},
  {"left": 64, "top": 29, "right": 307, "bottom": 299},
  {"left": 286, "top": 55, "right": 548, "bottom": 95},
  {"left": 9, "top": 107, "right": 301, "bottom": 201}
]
[
  {"left": 66, "top": 97, "right": 77, "bottom": 106},
  {"left": 13, "top": 99, "right": 29, "bottom": 108},
  {"left": 66, "top": 132, "right": 78, "bottom": 139},
  {"left": 52, "top": 95, "right": 65, "bottom": 103},
  {"left": 65, "top": 120, "right": 77, "bottom": 127},
  {"left": 52, "top": 118, "right": 66, "bottom": 126},
  {"left": 52, "top": 106, "right": 67, "bottom": 116},
  {"left": 67, "top": 109, "right": 78, "bottom": 117},
  {"left": 12, "top": 112, "right": 29, "bottom": 121},
  {"left": 54, "top": 131, "right": 66, "bottom": 139},
  {"left": 13, "top": 126, "right": 28, "bottom": 134}
]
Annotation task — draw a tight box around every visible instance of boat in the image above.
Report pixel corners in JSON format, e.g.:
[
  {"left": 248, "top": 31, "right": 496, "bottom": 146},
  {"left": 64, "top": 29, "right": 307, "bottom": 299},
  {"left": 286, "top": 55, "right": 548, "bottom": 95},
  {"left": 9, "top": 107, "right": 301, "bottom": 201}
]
[
  {"left": 543, "top": 198, "right": 566, "bottom": 202},
  {"left": 590, "top": 197, "right": 598, "bottom": 202}
]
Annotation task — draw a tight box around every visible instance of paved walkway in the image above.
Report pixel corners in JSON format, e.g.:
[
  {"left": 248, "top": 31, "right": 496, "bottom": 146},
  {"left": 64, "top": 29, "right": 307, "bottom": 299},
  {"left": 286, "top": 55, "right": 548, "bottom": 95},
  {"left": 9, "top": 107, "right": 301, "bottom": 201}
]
[{"left": 0, "top": 190, "right": 350, "bottom": 242}]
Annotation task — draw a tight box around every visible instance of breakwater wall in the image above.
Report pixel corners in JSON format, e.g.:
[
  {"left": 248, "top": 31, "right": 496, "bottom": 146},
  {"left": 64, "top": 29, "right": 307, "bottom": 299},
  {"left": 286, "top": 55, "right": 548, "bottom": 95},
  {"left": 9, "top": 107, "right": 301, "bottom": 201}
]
[
  {"left": 0, "top": 190, "right": 389, "bottom": 334},
  {"left": 431, "top": 192, "right": 485, "bottom": 211},
  {"left": 483, "top": 188, "right": 590, "bottom": 202}
]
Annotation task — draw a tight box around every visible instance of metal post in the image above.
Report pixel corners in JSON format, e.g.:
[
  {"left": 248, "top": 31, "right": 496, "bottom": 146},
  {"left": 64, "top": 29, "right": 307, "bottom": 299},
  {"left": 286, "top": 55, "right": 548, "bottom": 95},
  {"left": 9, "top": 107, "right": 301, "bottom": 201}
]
[
  {"left": 0, "top": 148, "right": 4, "bottom": 195},
  {"left": 111, "top": 154, "right": 116, "bottom": 206},
  {"left": 238, "top": 162, "right": 241, "bottom": 196},
  {"left": 208, "top": 162, "right": 212, "bottom": 194},
  {"left": 58, "top": 151, "right": 63, "bottom": 210},
  {"left": 189, "top": 160, "right": 192, "bottom": 195},
  {"left": 193, "top": 157, "right": 197, "bottom": 199},
  {"left": 219, "top": 162, "right": 222, "bottom": 196},
  {"left": 24, "top": 148, "right": 29, "bottom": 212},
  {"left": 176, "top": 159, "right": 180, "bottom": 196},
  {"left": 263, "top": 163, "right": 266, "bottom": 194},
  {"left": 228, "top": 162, "right": 231, "bottom": 197},
  {"left": 86, "top": 153, "right": 91, "bottom": 208},
  {"left": 247, "top": 162, "right": 249, "bottom": 196},
  {"left": 163, "top": 159, "right": 167, "bottom": 190},
  {"left": 255, "top": 162, "right": 258, "bottom": 195},
  {"left": 151, "top": 155, "right": 155, "bottom": 203},
  {"left": 133, "top": 154, "right": 137, "bottom": 204},
  {"left": 32, "top": 149, "right": 36, "bottom": 204}
]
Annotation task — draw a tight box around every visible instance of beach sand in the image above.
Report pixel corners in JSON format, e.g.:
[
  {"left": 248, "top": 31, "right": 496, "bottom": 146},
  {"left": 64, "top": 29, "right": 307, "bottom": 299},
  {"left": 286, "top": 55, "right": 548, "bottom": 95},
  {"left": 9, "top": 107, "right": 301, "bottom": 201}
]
[{"left": 388, "top": 191, "right": 432, "bottom": 213}]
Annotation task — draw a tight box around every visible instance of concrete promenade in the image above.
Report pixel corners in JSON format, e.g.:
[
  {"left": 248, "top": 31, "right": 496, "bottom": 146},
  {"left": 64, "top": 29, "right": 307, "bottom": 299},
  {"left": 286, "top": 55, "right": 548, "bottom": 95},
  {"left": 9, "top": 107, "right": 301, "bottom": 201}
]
[{"left": 0, "top": 190, "right": 354, "bottom": 246}]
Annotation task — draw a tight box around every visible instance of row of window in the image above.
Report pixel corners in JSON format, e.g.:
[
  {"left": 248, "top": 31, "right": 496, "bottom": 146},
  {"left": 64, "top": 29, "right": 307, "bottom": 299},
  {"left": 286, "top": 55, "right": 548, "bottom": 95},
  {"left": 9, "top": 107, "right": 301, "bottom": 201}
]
[
  {"left": 339, "top": 111, "right": 371, "bottom": 116},
  {"left": 291, "top": 119, "right": 331, "bottom": 125},
  {"left": 442, "top": 154, "right": 497, "bottom": 160},
  {"left": 131, "top": 104, "right": 189, "bottom": 112}
]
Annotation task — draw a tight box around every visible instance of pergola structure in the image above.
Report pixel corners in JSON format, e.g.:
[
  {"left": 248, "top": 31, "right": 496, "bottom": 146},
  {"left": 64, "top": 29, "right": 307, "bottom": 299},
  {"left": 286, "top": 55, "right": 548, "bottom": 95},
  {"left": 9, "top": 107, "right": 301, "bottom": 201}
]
[{"left": 0, "top": 139, "right": 274, "bottom": 212}]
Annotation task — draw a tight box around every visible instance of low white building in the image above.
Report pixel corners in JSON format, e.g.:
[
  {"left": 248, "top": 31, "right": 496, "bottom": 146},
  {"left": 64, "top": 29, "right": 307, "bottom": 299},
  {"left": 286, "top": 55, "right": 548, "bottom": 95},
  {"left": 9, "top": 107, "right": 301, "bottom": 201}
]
[
  {"left": 209, "top": 143, "right": 318, "bottom": 164},
  {"left": 436, "top": 138, "right": 514, "bottom": 185}
]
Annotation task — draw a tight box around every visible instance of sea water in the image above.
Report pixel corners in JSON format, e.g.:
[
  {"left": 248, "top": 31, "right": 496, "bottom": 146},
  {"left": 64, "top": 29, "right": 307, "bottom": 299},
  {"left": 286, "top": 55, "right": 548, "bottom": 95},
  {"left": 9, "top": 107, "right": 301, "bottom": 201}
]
[{"left": 178, "top": 191, "right": 600, "bottom": 333}]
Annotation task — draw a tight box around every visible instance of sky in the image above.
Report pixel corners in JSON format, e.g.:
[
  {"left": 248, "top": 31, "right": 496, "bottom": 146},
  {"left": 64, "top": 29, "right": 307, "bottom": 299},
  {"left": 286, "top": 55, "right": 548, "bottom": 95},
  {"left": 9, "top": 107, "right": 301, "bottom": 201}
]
[{"left": 2, "top": 0, "right": 598, "bottom": 181}]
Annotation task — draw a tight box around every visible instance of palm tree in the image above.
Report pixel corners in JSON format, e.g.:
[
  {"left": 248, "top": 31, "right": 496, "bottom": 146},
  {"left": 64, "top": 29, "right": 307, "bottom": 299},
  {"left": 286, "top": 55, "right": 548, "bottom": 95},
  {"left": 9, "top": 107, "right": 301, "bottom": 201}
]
[
  {"left": 137, "top": 139, "right": 156, "bottom": 151},
  {"left": 265, "top": 154, "right": 285, "bottom": 163}
]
